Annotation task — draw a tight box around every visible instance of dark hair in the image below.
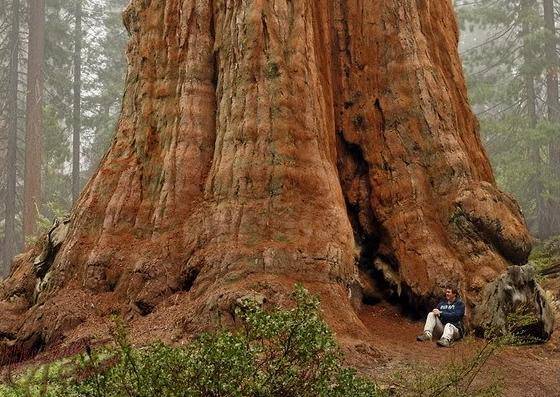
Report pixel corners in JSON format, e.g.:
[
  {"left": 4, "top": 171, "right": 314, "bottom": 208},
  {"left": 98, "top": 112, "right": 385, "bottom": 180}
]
[{"left": 445, "top": 285, "right": 459, "bottom": 295}]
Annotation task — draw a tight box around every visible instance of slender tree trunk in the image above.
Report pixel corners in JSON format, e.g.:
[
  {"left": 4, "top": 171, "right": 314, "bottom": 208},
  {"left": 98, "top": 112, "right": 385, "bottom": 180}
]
[
  {"left": 521, "top": 0, "right": 545, "bottom": 237},
  {"left": 72, "top": 0, "right": 82, "bottom": 204},
  {"left": 23, "top": 0, "right": 45, "bottom": 242},
  {"left": 3, "top": 0, "right": 20, "bottom": 272},
  {"left": 544, "top": 0, "right": 560, "bottom": 237}
]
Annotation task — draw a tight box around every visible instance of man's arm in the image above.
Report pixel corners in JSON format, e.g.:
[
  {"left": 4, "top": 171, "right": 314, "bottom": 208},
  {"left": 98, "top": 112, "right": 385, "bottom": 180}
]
[{"left": 433, "top": 300, "right": 445, "bottom": 316}]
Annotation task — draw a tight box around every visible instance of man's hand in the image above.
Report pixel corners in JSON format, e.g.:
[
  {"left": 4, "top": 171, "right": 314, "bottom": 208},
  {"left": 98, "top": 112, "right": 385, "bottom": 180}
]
[{"left": 432, "top": 309, "right": 441, "bottom": 316}]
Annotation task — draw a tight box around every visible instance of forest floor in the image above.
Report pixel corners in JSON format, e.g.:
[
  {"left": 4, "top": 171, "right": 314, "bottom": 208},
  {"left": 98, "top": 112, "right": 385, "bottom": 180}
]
[{"left": 349, "top": 302, "right": 560, "bottom": 396}]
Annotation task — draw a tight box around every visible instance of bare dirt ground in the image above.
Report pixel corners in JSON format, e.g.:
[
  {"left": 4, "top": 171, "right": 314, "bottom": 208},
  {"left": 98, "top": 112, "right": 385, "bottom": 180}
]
[{"left": 352, "top": 303, "right": 560, "bottom": 396}]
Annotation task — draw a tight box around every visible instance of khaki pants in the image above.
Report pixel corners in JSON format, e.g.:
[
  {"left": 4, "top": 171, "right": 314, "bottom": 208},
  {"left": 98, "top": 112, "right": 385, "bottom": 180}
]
[{"left": 423, "top": 312, "right": 460, "bottom": 341}]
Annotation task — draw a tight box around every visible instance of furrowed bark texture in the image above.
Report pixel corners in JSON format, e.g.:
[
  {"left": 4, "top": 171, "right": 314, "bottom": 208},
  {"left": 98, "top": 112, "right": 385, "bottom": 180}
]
[{"left": 0, "top": 0, "right": 536, "bottom": 357}]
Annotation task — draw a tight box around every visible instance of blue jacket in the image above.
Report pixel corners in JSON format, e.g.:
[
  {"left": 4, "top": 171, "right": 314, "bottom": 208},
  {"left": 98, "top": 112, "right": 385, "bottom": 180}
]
[{"left": 437, "top": 298, "right": 465, "bottom": 336}]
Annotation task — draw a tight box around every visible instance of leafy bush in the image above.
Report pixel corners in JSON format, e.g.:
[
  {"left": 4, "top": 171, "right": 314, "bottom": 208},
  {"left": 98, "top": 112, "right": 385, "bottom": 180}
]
[
  {"left": 501, "top": 304, "right": 550, "bottom": 345},
  {"left": 0, "top": 286, "right": 384, "bottom": 397},
  {"left": 530, "top": 235, "right": 560, "bottom": 276}
]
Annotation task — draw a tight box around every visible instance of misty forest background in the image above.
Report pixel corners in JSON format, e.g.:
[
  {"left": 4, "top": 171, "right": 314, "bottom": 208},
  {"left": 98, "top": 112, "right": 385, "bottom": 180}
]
[{"left": 0, "top": 0, "right": 558, "bottom": 276}]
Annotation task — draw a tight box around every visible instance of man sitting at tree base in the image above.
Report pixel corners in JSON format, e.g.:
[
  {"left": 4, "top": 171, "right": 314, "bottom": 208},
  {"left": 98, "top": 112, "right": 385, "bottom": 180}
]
[{"left": 416, "top": 286, "right": 465, "bottom": 347}]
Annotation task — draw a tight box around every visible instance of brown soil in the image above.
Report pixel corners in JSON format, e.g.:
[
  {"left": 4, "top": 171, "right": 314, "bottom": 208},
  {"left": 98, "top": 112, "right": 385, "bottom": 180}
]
[{"left": 350, "top": 303, "right": 560, "bottom": 396}]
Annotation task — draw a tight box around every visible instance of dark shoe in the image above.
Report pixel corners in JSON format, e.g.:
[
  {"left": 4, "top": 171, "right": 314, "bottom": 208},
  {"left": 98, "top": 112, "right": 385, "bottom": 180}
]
[
  {"left": 437, "top": 338, "right": 452, "bottom": 347},
  {"left": 416, "top": 332, "right": 431, "bottom": 342}
]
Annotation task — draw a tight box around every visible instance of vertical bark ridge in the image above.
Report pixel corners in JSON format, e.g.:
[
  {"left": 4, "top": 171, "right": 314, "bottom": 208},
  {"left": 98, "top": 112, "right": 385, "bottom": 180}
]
[
  {"left": 198, "top": 0, "right": 354, "bottom": 283},
  {"left": 415, "top": 0, "right": 494, "bottom": 183},
  {"left": 35, "top": 0, "right": 219, "bottom": 306}
]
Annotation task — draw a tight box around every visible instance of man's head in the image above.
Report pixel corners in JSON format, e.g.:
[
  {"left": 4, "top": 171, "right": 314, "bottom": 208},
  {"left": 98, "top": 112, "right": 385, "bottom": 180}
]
[{"left": 444, "top": 285, "right": 458, "bottom": 302}]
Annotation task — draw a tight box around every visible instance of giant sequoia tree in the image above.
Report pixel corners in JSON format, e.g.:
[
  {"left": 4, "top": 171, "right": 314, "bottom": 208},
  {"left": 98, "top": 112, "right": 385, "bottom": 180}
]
[{"left": 0, "top": 0, "right": 552, "bottom": 358}]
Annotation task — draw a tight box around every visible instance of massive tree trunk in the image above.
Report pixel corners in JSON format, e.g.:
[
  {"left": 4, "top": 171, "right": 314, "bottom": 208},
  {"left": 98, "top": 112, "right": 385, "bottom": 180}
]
[
  {"left": 23, "top": 0, "right": 45, "bottom": 241},
  {"left": 0, "top": 0, "right": 541, "bottom": 358}
]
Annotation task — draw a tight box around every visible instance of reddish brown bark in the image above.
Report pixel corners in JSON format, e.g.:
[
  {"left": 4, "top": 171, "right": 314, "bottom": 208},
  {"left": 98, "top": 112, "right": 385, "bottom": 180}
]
[{"left": 0, "top": 0, "right": 533, "bottom": 356}]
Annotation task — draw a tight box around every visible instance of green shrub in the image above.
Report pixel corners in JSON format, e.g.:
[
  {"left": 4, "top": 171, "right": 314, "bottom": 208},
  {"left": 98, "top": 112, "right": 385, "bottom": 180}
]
[
  {"left": 530, "top": 235, "right": 560, "bottom": 276},
  {"left": 501, "top": 304, "right": 547, "bottom": 345},
  {"left": 0, "top": 286, "right": 384, "bottom": 397}
]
